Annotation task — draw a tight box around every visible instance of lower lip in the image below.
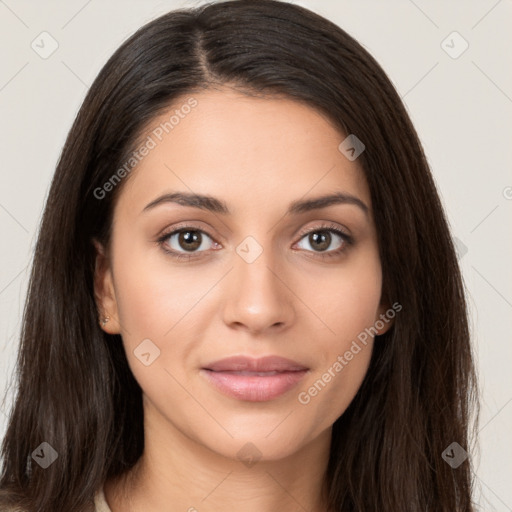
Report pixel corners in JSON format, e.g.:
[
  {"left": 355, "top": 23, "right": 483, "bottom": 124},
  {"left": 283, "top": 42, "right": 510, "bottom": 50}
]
[{"left": 200, "top": 369, "right": 308, "bottom": 402}]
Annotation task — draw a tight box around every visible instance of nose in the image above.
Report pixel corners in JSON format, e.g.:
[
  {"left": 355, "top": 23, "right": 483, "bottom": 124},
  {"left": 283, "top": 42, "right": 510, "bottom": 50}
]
[{"left": 222, "top": 244, "right": 296, "bottom": 336}]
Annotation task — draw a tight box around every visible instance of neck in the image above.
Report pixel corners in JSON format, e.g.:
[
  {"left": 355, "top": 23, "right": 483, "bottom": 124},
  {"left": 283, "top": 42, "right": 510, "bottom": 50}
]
[{"left": 105, "top": 407, "right": 333, "bottom": 512}]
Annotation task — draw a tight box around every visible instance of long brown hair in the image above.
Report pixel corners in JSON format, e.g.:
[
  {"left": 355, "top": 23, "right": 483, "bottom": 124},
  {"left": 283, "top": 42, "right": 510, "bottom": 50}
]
[{"left": 0, "top": 1, "right": 479, "bottom": 510}]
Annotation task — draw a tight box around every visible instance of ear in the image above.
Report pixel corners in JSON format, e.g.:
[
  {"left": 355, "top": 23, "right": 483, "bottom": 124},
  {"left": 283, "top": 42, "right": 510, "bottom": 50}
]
[
  {"left": 373, "top": 301, "right": 396, "bottom": 336},
  {"left": 92, "top": 238, "right": 120, "bottom": 335}
]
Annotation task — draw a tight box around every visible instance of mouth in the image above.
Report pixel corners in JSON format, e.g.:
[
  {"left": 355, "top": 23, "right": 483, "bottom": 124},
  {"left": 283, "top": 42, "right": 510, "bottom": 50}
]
[{"left": 200, "top": 355, "right": 309, "bottom": 402}]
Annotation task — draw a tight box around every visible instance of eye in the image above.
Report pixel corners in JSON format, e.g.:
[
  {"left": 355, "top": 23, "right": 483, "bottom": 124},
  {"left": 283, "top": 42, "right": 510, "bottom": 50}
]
[
  {"left": 294, "top": 223, "right": 353, "bottom": 258},
  {"left": 157, "top": 226, "right": 219, "bottom": 260},
  {"left": 157, "top": 222, "right": 353, "bottom": 262}
]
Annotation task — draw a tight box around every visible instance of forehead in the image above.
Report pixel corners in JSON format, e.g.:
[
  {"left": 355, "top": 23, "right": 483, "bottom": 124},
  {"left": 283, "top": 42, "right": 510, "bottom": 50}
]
[{"left": 116, "top": 88, "right": 371, "bottom": 217}]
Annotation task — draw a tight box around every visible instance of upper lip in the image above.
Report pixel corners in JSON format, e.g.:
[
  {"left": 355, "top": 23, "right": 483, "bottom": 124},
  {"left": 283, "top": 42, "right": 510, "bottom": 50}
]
[{"left": 203, "top": 355, "right": 308, "bottom": 372}]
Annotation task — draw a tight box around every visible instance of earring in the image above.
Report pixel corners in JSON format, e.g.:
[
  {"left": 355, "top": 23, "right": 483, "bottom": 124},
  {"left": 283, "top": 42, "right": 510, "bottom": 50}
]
[{"left": 100, "top": 316, "right": 110, "bottom": 326}]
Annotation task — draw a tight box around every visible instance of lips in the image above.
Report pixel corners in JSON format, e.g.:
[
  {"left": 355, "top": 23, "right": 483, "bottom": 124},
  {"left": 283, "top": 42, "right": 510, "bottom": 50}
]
[
  {"left": 201, "top": 355, "right": 309, "bottom": 402},
  {"left": 204, "top": 355, "right": 308, "bottom": 373}
]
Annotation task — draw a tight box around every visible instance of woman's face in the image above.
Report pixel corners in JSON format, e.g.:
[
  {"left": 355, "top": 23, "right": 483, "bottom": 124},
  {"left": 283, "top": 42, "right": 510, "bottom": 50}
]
[{"left": 95, "top": 88, "right": 392, "bottom": 462}]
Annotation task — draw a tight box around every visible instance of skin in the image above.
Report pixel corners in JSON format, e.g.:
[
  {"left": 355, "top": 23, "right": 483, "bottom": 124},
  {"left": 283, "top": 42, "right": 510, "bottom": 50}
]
[{"left": 94, "top": 88, "right": 393, "bottom": 512}]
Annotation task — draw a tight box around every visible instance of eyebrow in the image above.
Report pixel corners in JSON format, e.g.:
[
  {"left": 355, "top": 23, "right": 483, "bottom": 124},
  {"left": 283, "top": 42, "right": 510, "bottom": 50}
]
[{"left": 142, "top": 191, "right": 369, "bottom": 217}]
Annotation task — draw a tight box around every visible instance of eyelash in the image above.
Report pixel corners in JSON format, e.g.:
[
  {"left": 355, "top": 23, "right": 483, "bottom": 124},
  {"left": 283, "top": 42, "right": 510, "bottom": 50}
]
[{"left": 156, "top": 222, "right": 354, "bottom": 262}]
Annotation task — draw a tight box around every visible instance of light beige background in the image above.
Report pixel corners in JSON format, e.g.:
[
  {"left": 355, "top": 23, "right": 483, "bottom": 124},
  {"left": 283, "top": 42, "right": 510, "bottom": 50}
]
[{"left": 1, "top": 1, "right": 511, "bottom": 509}]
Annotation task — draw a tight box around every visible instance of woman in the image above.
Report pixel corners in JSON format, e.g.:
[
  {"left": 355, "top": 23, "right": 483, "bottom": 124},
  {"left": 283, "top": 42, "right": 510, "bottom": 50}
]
[{"left": 0, "top": 0, "right": 478, "bottom": 510}]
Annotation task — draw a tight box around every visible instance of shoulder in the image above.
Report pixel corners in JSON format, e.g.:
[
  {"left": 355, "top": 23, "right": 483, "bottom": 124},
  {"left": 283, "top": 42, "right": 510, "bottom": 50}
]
[{"left": 94, "top": 485, "right": 113, "bottom": 512}]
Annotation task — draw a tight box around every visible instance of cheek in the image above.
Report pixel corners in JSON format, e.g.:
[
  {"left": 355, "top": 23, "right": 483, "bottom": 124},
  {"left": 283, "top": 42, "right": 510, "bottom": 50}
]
[
  {"left": 294, "top": 250, "right": 382, "bottom": 423},
  {"left": 111, "top": 252, "right": 198, "bottom": 404},
  {"left": 299, "top": 245, "right": 383, "bottom": 345},
  {"left": 112, "top": 239, "right": 207, "bottom": 338},
  {"left": 299, "top": 340, "right": 374, "bottom": 432},
  {"left": 111, "top": 242, "right": 220, "bottom": 388}
]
